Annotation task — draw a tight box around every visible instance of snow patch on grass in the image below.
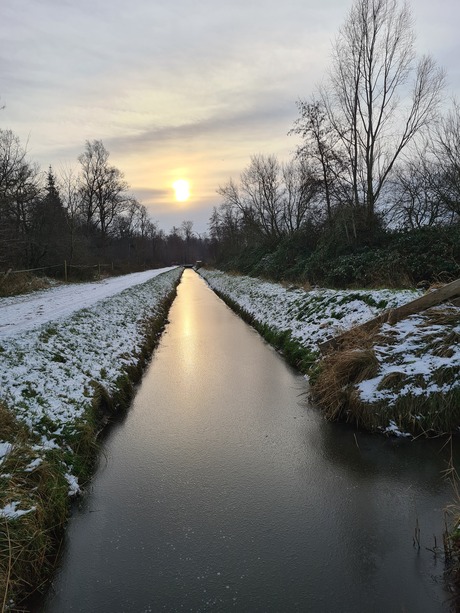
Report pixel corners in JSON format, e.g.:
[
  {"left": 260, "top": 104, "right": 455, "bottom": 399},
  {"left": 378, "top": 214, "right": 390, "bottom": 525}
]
[
  {"left": 0, "top": 501, "right": 36, "bottom": 520},
  {"left": 357, "top": 310, "right": 460, "bottom": 404}
]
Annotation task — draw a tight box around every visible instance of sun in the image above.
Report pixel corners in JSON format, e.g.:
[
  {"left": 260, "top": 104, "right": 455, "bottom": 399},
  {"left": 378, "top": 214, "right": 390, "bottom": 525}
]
[{"left": 173, "top": 179, "right": 190, "bottom": 202}]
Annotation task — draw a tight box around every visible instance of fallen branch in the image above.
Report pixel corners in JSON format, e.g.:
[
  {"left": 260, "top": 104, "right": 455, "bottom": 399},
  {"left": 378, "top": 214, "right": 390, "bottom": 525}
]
[{"left": 319, "top": 278, "right": 460, "bottom": 354}]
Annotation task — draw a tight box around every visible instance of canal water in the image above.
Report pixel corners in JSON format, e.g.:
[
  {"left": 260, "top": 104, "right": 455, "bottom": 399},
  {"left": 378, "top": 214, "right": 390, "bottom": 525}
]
[{"left": 43, "top": 270, "right": 457, "bottom": 612}]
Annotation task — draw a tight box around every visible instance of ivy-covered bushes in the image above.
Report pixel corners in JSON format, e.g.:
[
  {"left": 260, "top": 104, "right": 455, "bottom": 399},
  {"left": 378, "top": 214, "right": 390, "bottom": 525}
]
[{"left": 215, "top": 224, "right": 460, "bottom": 288}]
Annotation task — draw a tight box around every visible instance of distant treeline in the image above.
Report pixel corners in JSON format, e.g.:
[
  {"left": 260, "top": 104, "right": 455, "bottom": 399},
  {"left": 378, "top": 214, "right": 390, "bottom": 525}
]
[
  {"left": 207, "top": 0, "right": 460, "bottom": 287},
  {"left": 3, "top": 0, "right": 460, "bottom": 288},
  {"left": 0, "top": 136, "right": 210, "bottom": 279}
]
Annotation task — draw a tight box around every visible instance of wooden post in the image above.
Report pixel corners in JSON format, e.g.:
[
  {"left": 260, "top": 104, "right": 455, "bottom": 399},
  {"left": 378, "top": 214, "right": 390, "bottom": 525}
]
[{"left": 64, "top": 260, "right": 67, "bottom": 283}]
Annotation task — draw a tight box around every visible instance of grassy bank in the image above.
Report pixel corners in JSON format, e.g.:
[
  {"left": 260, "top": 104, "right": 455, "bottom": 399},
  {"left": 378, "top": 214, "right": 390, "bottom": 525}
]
[
  {"left": 0, "top": 268, "right": 182, "bottom": 609},
  {"left": 310, "top": 306, "right": 460, "bottom": 436}
]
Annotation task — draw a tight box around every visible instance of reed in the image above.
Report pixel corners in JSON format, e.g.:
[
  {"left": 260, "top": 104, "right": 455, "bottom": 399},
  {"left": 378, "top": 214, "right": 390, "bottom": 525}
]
[{"left": 310, "top": 327, "right": 379, "bottom": 422}]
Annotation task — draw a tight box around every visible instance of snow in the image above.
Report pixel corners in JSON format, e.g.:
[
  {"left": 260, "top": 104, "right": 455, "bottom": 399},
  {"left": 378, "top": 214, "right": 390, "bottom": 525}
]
[
  {"left": 0, "top": 501, "right": 36, "bottom": 520},
  {"left": 356, "top": 312, "right": 460, "bottom": 403},
  {"left": 200, "top": 269, "right": 419, "bottom": 352},
  {"left": 24, "top": 457, "right": 43, "bottom": 472},
  {"left": 0, "top": 267, "right": 176, "bottom": 339},
  {"left": 0, "top": 442, "right": 12, "bottom": 464},
  {"left": 0, "top": 266, "right": 182, "bottom": 499},
  {"left": 383, "top": 421, "right": 411, "bottom": 438},
  {"left": 65, "top": 473, "right": 80, "bottom": 496}
]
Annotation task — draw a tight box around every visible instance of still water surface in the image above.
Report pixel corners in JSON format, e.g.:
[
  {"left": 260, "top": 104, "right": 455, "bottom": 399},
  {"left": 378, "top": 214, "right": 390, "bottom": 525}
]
[{"left": 44, "top": 270, "right": 457, "bottom": 612}]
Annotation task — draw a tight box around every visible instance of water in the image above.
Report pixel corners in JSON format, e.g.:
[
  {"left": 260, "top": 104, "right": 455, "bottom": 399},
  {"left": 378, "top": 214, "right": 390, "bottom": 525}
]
[{"left": 43, "top": 270, "right": 457, "bottom": 612}]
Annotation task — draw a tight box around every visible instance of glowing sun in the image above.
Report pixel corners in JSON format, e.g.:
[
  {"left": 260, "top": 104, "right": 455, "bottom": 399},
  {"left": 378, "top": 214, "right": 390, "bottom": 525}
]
[{"left": 173, "top": 179, "right": 190, "bottom": 202}]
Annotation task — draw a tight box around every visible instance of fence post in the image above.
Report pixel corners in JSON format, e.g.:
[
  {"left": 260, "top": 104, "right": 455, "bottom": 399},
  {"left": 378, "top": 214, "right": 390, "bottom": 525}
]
[{"left": 64, "top": 260, "right": 67, "bottom": 283}]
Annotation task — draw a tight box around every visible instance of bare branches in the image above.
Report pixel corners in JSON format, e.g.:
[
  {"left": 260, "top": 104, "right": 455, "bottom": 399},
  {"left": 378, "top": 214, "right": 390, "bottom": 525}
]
[
  {"left": 77, "top": 140, "right": 129, "bottom": 238},
  {"left": 325, "top": 0, "right": 445, "bottom": 228},
  {"left": 216, "top": 154, "right": 322, "bottom": 242}
]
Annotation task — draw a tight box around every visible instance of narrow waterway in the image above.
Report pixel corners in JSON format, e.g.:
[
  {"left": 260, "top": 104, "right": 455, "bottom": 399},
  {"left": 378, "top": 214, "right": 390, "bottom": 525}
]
[{"left": 43, "top": 270, "right": 456, "bottom": 612}]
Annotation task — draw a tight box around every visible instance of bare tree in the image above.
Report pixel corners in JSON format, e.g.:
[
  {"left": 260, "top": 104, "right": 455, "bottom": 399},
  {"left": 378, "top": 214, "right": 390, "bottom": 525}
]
[
  {"left": 180, "top": 220, "right": 194, "bottom": 242},
  {"left": 241, "top": 154, "right": 284, "bottom": 240},
  {"left": 0, "top": 129, "right": 41, "bottom": 266},
  {"left": 58, "top": 165, "right": 82, "bottom": 261},
  {"left": 433, "top": 99, "right": 460, "bottom": 218},
  {"left": 325, "top": 0, "right": 445, "bottom": 232},
  {"left": 291, "top": 98, "right": 345, "bottom": 225},
  {"left": 181, "top": 220, "right": 194, "bottom": 262},
  {"left": 78, "top": 140, "right": 128, "bottom": 238},
  {"left": 209, "top": 201, "right": 243, "bottom": 249},
  {"left": 281, "top": 158, "right": 321, "bottom": 234},
  {"left": 218, "top": 155, "right": 285, "bottom": 241},
  {"left": 388, "top": 150, "right": 453, "bottom": 228},
  {"left": 0, "top": 130, "right": 27, "bottom": 193}
]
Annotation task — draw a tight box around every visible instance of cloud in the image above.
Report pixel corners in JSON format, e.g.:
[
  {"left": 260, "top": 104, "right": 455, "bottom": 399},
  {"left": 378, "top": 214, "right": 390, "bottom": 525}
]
[
  {"left": 134, "top": 187, "right": 170, "bottom": 202},
  {"left": 2, "top": 0, "right": 459, "bottom": 234}
]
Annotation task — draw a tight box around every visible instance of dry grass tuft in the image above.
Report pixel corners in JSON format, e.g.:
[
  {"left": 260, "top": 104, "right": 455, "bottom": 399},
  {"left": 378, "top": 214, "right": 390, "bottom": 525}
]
[
  {"left": 0, "top": 407, "right": 70, "bottom": 609},
  {"left": 312, "top": 340, "right": 379, "bottom": 421},
  {"left": 377, "top": 370, "right": 408, "bottom": 392},
  {"left": 0, "top": 273, "right": 59, "bottom": 298},
  {"left": 420, "top": 307, "right": 460, "bottom": 328},
  {"left": 0, "top": 403, "right": 30, "bottom": 446}
]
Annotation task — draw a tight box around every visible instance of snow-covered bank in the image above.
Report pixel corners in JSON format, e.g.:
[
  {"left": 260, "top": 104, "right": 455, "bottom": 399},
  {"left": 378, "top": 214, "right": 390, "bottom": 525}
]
[
  {"left": 200, "top": 269, "right": 418, "bottom": 351},
  {"left": 1, "top": 267, "right": 183, "bottom": 606},
  {"left": 0, "top": 267, "right": 181, "bottom": 504},
  {"left": 200, "top": 269, "right": 460, "bottom": 436}
]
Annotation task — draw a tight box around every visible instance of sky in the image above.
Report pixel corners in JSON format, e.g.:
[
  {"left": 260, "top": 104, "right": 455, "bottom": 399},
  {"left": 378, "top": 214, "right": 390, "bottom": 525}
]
[{"left": 2, "top": 0, "right": 460, "bottom": 234}]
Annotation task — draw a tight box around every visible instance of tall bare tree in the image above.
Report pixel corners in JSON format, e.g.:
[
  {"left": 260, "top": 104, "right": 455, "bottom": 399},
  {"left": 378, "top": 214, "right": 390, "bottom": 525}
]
[
  {"left": 433, "top": 99, "right": 460, "bottom": 218},
  {"left": 78, "top": 140, "right": 128, "bottom": 238},
  {"left": 325, "top": 0, "right": 444, "bottom": 232}
]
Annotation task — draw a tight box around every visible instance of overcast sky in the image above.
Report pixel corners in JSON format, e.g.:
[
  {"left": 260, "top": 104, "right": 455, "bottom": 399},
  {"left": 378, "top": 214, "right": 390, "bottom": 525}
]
[{"left": 2, "top": 0, "right": 459, "bottom": 233}]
